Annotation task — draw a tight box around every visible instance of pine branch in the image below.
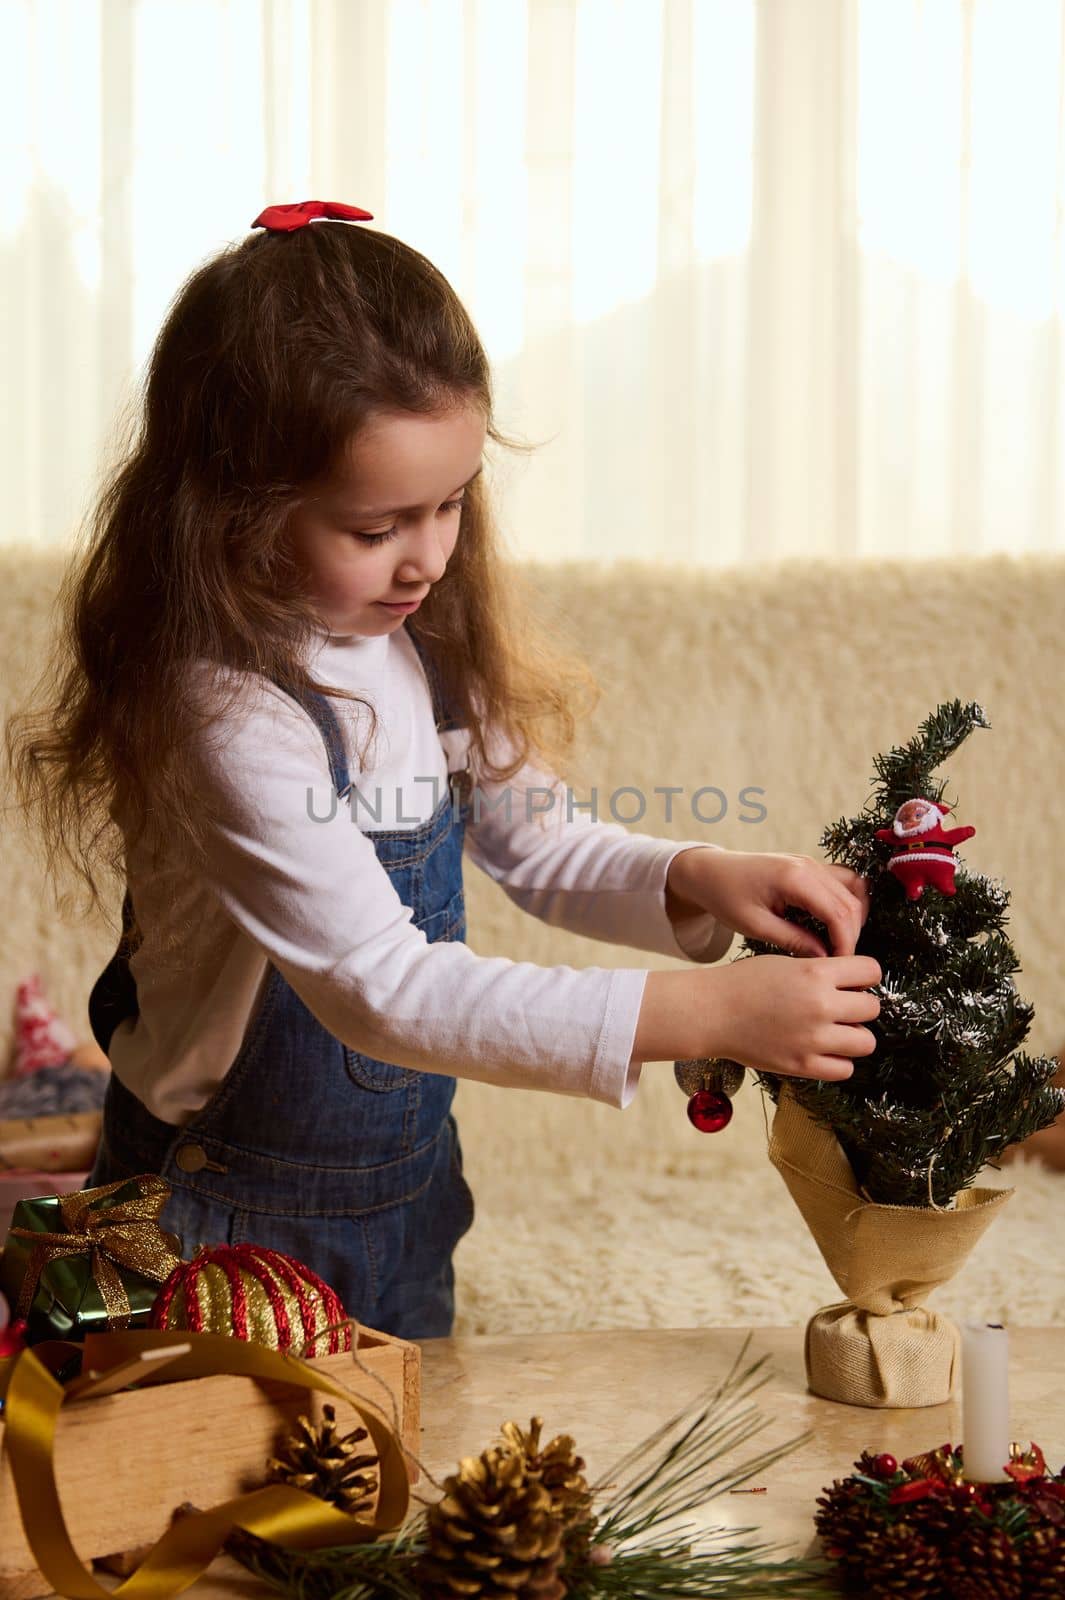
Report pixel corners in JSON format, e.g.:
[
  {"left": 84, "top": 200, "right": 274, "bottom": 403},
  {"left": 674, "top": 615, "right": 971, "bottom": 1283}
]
[
  {"left": 747, "top": 702, "right": 1064, "bottom": 1205},
  {"left": 870, "top": 700, "right": 991, "bottom": 801},
  {"left": 223, "top": 1343, "right": 838, "bottom": 1600}
]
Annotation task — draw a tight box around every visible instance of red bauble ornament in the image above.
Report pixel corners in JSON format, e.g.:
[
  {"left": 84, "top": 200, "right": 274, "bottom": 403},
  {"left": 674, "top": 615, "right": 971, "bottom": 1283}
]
[
  {"left": 686, "top": 1090, "right": 734, "bottom": 1133},
  {"left": 872, "top": 1453, "right": 898, "bottom": 1478},
  {"left": 149, "top": 1243, "right": 351, "bottom": 1356},
  {"left": 675, "top": 1059, "right": 744, "bottom": 1133}
]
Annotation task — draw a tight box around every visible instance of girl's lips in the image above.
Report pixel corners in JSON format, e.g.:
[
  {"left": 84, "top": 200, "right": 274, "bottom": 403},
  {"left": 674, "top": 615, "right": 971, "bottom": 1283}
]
[{"left": 375, "top": 598, "right": 424, "bottom": 612}]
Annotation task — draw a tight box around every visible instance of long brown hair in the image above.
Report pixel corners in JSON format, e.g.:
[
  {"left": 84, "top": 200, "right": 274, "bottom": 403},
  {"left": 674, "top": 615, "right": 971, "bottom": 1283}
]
[{"left": 6, "top": 220, "right": 599, "bottom": 934}]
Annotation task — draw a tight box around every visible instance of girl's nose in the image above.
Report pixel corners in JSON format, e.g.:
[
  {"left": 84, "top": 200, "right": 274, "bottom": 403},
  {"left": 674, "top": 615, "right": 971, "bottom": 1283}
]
[{"left": 395, "top": 525, "right": 449, "bottom": 585}]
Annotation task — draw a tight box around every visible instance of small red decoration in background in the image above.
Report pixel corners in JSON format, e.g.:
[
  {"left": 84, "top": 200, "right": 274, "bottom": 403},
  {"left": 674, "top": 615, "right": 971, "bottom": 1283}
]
[
  {"left": 251, "top": 200, "right": 374, "bottom": 233},
  {"left": 0, "top": 1288, "right": 28, "bottom": 1361},
  {"left": 11, "top": 974, "right": 78, "bottom": 1076},
  {"left": 0, "top": 1290, "right": 27, "bottom": 1359},
  {"left": 0, "top": 1319, "right": 28, "bottom": 1358},
  {"left": 875, "top": 797, "right": 976, "bottom": 901},
  {"left": 686, "top": 1090, "right": 734, "bottom": 1133}
]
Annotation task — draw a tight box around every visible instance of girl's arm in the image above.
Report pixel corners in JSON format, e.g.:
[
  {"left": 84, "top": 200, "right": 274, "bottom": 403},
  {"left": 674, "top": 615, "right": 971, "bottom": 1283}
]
[
  {"left": 178, "top": 671, "right": 693, "bottom": 1110},
  {"left": 140, "top": 667, "right": 874, "bottom": 1125},
  {"left": 462, "top": 735, "right": 734, "bottom": 966}
]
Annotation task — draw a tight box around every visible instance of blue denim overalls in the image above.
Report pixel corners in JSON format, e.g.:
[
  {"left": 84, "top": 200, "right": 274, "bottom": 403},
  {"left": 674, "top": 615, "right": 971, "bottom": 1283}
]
[{"left": 86, "top": 628, "right": 474, "bottom": 1340}]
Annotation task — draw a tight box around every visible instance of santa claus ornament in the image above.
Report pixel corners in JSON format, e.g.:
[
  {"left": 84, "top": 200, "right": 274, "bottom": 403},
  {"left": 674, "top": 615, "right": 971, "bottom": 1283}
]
[{"left": 875, "top": 797, "right": 976, "bottom": 901}]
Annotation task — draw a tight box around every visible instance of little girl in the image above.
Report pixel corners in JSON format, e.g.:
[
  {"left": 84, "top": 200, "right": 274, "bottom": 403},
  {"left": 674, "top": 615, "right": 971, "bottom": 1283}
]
[{"left": 9, "top": 200, "right": 881, "bottom": 1342}]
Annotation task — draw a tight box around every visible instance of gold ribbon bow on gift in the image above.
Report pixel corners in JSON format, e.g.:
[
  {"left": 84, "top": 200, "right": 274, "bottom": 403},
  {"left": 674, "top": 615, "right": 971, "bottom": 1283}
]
[{"left": 10, "top": 1176, "right": 183, "bottom": 1329}]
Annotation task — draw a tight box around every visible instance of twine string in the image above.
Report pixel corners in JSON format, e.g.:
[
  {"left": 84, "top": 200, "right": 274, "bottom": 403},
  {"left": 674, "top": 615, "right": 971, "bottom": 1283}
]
[{"left": 290, "top": 1317, "right": 448, "bottom": 1502}]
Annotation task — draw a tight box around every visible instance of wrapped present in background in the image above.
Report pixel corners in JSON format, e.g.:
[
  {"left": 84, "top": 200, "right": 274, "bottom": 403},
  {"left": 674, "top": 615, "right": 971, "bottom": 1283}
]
[
  {"left": 0, "top": 1175, "right": 183, "bottom": 1344},
  {"left": 0, "top": 1156, "right": 99, "bottom": 1245},
  {"left": 0, "top": 1107, "right": 103, "bottom": 1240}
]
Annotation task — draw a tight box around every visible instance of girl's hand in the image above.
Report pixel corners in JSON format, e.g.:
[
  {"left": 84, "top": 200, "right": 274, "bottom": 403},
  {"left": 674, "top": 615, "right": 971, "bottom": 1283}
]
[
  {"left": 667, "top": 847, "right": 871, "bottom": 958},
  {"left": 695, "top": 953, "right": 882, "bottom": 1080}
]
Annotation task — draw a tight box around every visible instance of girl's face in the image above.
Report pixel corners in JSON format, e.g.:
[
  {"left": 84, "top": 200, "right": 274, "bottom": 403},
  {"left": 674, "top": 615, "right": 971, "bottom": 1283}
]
[{"left": 286, "top": 404, "right": 487, "bottom": 636}]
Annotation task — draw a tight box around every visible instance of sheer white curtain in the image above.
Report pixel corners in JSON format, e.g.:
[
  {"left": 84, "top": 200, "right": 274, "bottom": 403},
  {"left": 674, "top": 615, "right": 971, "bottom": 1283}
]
[{"left": 4, "top": 0, "right": 1065, "bottom": 565}]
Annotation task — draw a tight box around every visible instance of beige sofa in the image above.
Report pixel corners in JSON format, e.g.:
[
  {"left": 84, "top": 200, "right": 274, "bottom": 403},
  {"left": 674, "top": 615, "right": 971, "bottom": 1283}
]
[{"left": 3, "top": 548, "right": 1064, "bottom": 1332}]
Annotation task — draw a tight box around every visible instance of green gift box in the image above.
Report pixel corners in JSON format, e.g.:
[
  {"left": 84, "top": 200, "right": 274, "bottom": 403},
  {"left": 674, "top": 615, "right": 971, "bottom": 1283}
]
[{"left": 0, "top": 1175, "right": 184, "bottom": 1344}]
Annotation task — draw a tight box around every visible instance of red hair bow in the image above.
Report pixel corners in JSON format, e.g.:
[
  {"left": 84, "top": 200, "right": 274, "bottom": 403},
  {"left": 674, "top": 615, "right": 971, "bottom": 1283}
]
[{"left": 251, "top": 200, "right": 374, "bottom": 233}]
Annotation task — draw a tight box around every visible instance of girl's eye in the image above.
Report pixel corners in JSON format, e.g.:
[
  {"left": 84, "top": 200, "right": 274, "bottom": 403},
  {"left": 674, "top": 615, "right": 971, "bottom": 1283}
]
[
  {"left": 351, "top": 498, "right": 465, "bottom": 547},
  {"left": 355, "top": 527, "right": 400, "bottom": 548}
]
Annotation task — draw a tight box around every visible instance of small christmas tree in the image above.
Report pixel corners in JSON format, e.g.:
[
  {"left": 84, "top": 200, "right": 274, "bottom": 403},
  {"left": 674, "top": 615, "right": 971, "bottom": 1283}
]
[{"left": 748, "top": 701, "right": 1063, "bottom": 1208}]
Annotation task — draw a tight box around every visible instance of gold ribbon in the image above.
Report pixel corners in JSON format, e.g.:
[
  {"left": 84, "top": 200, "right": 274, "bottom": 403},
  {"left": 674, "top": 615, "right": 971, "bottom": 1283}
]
[
  {"left": 1, "top": 1327, "right": 411, "bottom": 1600},
  {"left": 9, "top": 1176, "right": 183, "bottom": 1328}
]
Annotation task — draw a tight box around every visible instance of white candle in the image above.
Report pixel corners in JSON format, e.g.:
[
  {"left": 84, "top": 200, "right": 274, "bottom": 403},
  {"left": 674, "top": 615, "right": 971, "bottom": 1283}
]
[{"left": 961, "top": 1322, "right": 1011, "bottom": 1483}]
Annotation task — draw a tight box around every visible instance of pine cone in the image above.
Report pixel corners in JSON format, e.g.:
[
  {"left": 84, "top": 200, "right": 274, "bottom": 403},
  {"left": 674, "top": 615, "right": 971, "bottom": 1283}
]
[
  {"left": 265, "top": 1403, "right": 379, "bottom": 1514},
  {"left": 816, "top": 1481, "right": 942, "bottom": 1599},
  {"left": 942, "top": 1524, "right": 1023, "bottom": 1600},
  {"left": 500, "top": 1417, "right": 597, "bottom": 1560},
  {"left": 815, "top": 1478, "right": 878, "bottom": 1555},
  {"left": 1022, "top": 1525, "right": 1065, "bottom": 1597},
  {"left": 415, "top": 1440, "right": 567, "bottom": 1600},
  {"left": 852, "top": 1520, "right": 941, "bottom": 1598}
]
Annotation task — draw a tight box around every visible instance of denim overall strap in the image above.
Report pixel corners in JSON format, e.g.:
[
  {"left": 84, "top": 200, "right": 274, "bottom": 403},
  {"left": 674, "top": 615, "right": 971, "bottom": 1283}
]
[
  {"left": 87, "top": 887, "right": 141, "bottom": 1056},
  {"left": 88, "top": 623, "right": 474, "bottom": 1339}
]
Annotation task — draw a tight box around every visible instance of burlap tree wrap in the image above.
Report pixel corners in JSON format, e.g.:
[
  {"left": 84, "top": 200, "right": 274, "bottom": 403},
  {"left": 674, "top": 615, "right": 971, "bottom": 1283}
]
[{"left": 768, "top": 1088, "right": 1012, "bottom": 1408}]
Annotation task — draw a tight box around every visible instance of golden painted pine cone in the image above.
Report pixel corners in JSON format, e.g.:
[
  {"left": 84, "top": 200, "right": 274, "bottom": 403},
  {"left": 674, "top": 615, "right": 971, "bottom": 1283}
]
[
  {"left": 415, "top": 1442, "right": 566, "bottom": 1600},
  {"left": 265, "top": 1403, "right": 379, "bottom": 1515},
  {"left": 498, "top": 1418, "right": 596, "bottom": 1560}
]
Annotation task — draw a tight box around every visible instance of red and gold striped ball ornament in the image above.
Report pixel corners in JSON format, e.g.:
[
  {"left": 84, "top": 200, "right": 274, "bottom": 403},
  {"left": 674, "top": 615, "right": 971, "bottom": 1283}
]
[{"left": 148, "top": 1243, "right": 352, "bottom": 1355}]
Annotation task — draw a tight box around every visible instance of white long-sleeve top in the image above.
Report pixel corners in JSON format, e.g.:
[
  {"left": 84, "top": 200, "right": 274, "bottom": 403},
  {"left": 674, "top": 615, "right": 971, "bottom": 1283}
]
[{"left": 109, "top": 625, "right": 733, "bottom": 1125}]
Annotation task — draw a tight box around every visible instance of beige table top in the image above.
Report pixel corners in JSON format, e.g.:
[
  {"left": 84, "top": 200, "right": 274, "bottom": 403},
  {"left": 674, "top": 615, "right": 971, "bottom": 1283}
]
[{"left": 81, "top": 1324, "right": 1065, "bottom": 1595}]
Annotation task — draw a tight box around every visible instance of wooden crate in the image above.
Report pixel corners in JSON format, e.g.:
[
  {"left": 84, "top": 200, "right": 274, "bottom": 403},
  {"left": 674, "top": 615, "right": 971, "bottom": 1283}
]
[{"left": 0, "top": 1325, "right": 420, "bottom": 1600}]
